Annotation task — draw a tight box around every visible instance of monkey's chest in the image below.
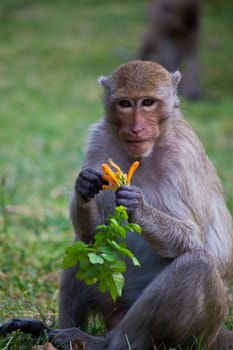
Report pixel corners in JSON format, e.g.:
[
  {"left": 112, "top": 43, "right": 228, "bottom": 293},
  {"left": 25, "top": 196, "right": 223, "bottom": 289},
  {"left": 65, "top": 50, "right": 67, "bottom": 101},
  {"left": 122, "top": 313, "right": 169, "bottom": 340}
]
[
  {"left": 96, "top": 191, "right": 171, "bottom": 302},
  {"left": 97, "top": 191, "right": 116, "bottom": 222},
  {"left": 122, "top": 232, "right": 171, "bottom": 304}
]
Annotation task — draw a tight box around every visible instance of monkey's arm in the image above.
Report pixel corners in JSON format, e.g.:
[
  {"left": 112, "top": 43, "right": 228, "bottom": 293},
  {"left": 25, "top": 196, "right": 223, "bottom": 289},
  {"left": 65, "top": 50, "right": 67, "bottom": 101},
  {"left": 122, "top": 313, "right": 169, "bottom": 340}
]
[
  {"left": 70, "top": 192, "right": 101, "bottom": 242},
  {"left": 70, "top": 168, "right": 106, "bottom": 242},
  {"left": 116, "top": 185, "right": 203, "bottom": 258}
]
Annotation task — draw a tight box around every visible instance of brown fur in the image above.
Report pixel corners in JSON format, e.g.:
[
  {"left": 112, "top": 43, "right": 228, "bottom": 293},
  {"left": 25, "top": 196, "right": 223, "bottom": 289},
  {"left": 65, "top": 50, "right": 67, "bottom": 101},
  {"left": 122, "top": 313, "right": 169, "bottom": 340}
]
[{"left": 59, "top": 61, "right": 233, "bottom": 349}]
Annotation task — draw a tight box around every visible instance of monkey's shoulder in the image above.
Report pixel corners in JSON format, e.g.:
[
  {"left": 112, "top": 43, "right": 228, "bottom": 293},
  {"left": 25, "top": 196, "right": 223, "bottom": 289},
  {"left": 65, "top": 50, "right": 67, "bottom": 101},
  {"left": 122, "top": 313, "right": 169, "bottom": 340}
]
[{"left": 164, "top": 119, "right": 217, "bottom": 175}]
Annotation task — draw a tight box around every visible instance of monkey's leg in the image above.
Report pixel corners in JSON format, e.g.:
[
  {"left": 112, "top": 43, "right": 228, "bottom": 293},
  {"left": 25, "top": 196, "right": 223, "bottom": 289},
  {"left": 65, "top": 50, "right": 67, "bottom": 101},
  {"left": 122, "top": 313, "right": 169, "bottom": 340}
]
[
  {"left": 59, "top": 264, "right": 92, "bottom": 329},
  {"left": 59, "top": 264, "right": 114, "bottom": 330},
  {"left": 107, "top": 250, "right": 228, "bottom": 350}
]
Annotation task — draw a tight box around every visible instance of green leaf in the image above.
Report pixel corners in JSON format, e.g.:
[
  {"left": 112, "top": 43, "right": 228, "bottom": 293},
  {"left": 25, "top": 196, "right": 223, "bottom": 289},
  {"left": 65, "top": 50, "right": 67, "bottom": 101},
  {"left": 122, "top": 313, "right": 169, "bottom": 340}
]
[
  {"left": 107, "top": 239, "right": 134, "bottom": 258},
  {"left": 93, "top": 233, "right": 107, "bottom": 246},
  {"left": 112, "top": 272, "right": 124, "bottom": 297},
  {"left": 130, "top": 256, "right": 141, "bottom": 267},
  {"left": 125, "top": 223, "right": 142, "bottom": 234},
  {"left": 107, "top": 272, "right": 125, "bottom": 301},
  {"left": 84, "top": 277, "right": 98, "bottom": 285},
  {"left": 109, "top": 259, "right": 126, "bottom": 273},
  {"left": 99, "top": 279, "right": 108, "bottom": 292},
  {"left": 115, "top": 205, "right": 128, "bottom": 221},
  {"left": 62, "top": 255, "right": 77, "bottom": 269},
  {"left": 99, "top": 246, "right": 118, "bottom": 262},
  {"left": 63, "top": 204, "right": 141, "bottom": 301},
  {"left": 88, "top": 253, "right": 104, "bottom": 264},
  {"left": 129, "top": 223, "right": 142, "bottom": 233},
  {"left": 79, "top": 258, "right": 91, "bottom": 270},
  {"left": 73, "top": 241, "right": 89, "bottom": 252},
  {"left": 114, "top": 225, "right": 126, "bottom": 238},
  {"left": 101, "top": 252, "right": 117, "bottom": 262},
  {"left": 107, "top": 239, "right": 121, "bottom": 250},
  {"left": 109, "top": 218, "right": 120, "bottom": 227},
  {"left": 95, "top": 224, "right": 109, "bottom": 232}
]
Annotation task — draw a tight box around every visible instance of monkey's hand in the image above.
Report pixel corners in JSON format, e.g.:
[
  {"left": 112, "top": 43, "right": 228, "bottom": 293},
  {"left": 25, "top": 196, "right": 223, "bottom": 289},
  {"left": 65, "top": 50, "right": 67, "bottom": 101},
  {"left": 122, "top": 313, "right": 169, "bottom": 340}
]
[
  {"left": 116, "top": 185, "right": 144, "bottom": 215},
  {"left": 75, "top": 169, "right": 106, "bottom": 201}
]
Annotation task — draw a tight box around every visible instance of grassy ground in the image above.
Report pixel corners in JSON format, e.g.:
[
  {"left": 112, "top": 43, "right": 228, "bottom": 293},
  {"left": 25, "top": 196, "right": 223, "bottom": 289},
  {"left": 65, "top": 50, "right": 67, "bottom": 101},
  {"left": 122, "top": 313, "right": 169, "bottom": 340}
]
[{"left": 0, "top": 0, "right": 232, "bottom": 348}]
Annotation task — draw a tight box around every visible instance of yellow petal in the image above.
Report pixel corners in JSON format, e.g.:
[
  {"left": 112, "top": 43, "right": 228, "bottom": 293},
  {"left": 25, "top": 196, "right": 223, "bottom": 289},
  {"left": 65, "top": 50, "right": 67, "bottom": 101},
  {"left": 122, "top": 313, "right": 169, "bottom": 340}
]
[
  {"left": 108, "top": 158, "right": 122, "bottom": 173},
  {"left": 102, "top": 163, "right": 119, "bottom": 186},
  {"left": 126, "top": 161, "right": 140, "bottom": 185},
  {"left": 102, "top": 184, "right": 117, "bottom": 190},
  {"left": 102, "top": 174, "right": 115, "bottom": 183}
]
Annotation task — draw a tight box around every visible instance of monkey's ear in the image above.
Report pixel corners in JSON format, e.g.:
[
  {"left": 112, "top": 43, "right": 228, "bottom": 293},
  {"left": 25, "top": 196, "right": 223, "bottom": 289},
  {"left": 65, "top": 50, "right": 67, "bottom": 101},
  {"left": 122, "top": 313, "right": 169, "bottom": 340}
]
[
  {"left": 98, "top": 75, "right": 109, "bottom": 88},
  {"left": 171, "top": 70, "right": 182, "bottom": 88},
  {"left": 171, "top": 71, "right": 182, "bottom": 107}
]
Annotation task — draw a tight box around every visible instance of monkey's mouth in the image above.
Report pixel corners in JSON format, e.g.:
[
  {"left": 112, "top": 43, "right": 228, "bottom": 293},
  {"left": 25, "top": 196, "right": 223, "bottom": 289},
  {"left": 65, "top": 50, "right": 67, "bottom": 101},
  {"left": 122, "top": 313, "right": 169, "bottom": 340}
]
[
  {"left": 125, "top": 139, "right": 149, "bottom": 144},
  {"left": 123, "top": 139, "right": 154, "bottom": 157}
]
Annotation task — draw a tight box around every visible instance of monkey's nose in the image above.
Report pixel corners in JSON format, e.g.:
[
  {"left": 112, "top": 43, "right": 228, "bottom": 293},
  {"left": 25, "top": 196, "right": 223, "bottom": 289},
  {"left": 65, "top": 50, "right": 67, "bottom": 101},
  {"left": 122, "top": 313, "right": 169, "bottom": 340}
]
[{"left": 131, "top": 125, "right": 145, "bottom": 135}]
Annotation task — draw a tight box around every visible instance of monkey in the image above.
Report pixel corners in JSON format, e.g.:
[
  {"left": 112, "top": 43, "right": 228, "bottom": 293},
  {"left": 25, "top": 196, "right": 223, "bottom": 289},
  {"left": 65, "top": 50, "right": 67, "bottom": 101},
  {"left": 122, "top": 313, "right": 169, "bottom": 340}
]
[
  {"left": 138, "top": 0, "right": 202, "bottom": 100},
  {"left": 1, "top": 60, "right": 233, "bottom": 350}
]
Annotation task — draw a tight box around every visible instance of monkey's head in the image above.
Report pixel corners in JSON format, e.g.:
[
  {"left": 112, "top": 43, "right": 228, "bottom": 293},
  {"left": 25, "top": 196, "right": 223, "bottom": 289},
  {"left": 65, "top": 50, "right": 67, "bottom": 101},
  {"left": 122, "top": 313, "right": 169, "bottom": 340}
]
[
  {"left": 99, "top": 60, "right": 181, "bottom": 158},
  {"left": 157, "top": 0, "right": 200, "bottom": 33}
]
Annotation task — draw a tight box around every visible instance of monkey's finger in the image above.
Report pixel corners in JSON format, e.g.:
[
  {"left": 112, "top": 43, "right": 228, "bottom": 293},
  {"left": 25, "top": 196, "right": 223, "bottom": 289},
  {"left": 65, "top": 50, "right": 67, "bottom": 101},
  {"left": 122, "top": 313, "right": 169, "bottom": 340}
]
[
  {"left": 116, "top": 197, "right": 139, "bottom": 207},
  {"left": 116, "top": 185, "right": 142, "bottom": 199},
  {"left": 79, "top": 169, "right": 106, "bottom": 187},
  {"left": 78, "top": 183, "right": 100, "bottom": 199},
  {"left": 116, "top": 186, "right": 142, "bottom": 209},
  {"left": 75, "top": 174, "right": 104, "bottom": 198}
]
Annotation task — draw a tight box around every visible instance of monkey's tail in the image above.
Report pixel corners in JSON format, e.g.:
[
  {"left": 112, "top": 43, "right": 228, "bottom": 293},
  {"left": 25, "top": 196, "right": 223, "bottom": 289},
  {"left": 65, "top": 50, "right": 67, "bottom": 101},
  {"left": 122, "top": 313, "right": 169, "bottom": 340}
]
[{"left": 0, "top": 318, "right": 51, "bottom": 338}]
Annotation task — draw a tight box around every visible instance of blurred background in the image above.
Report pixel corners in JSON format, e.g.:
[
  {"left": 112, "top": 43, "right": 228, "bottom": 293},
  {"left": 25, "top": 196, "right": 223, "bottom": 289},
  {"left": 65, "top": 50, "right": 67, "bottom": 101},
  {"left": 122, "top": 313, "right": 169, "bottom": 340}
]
[{"left": 0, "top": 0, "right": 232, "bottom": 341}]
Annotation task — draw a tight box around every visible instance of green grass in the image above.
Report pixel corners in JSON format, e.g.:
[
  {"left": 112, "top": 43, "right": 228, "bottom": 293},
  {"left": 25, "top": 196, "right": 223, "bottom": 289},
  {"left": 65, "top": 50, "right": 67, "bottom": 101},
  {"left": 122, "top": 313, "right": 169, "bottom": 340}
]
[{"left": 0, "top": 0, "right": 233, "bottom": 348}]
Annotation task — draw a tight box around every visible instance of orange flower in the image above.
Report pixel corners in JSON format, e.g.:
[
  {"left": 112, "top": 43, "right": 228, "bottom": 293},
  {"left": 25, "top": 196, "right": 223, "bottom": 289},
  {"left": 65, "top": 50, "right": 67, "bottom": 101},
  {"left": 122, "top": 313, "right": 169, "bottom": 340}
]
[
  {"left": 126, "top": 161, "right": 140, "bottom": 185},
  {"left": 102, "top": 163, "right": 120, "bottom": 186},
  {"left": 101, "top": 159, "right": 140, "bottom": 190}
]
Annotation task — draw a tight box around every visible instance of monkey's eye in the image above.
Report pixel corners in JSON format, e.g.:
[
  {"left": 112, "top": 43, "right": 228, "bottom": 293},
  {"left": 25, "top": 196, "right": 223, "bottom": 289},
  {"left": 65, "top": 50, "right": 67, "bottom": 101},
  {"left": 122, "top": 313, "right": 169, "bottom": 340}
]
[
  {"left": 142, "top": 98, "right": 155, "bottom": 107},
  {"left": 119, "top": 100, "right": 132, "bottom": 108}
]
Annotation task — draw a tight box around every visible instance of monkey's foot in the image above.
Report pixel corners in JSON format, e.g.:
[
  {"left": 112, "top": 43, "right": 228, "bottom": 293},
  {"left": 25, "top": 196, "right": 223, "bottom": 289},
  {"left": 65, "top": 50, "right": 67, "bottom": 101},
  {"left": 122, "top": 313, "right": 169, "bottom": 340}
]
[{"left": 48, "top": 327, "right": 107, "bottom": 350}]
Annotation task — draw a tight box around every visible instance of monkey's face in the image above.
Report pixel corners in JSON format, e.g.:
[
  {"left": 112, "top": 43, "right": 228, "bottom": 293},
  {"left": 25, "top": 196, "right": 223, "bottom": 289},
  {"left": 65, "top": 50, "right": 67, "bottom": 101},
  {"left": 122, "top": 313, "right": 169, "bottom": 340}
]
[
  {"left": 110, "top": 95, "right": 162, "bottom": 158},
  {"left": 99, "top": 61, "right": 180, "bottom": 158}
]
